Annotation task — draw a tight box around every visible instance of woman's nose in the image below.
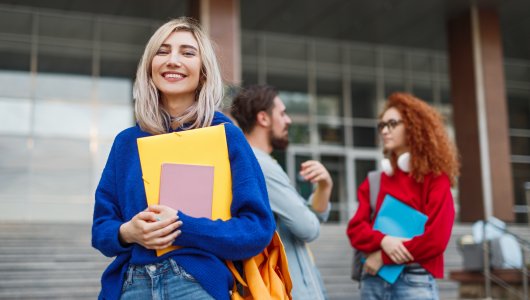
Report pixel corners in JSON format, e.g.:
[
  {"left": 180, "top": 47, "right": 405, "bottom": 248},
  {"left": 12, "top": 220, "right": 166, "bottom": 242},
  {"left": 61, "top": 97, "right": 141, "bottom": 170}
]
[{"left": 166, "top": 53, "right": 182, "bottom": 67}]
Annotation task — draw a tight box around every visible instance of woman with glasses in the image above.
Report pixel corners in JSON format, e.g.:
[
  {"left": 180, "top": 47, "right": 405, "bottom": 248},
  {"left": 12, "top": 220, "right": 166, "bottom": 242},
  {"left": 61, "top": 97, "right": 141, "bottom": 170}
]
[{"left": 346, "top": 92, "right": 460, "bottom": 299}]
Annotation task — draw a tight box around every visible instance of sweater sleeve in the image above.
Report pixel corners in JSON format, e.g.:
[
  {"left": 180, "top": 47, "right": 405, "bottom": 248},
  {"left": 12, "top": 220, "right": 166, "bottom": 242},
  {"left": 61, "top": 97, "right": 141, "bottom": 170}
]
[
  {"left": 346, "top": 178, "right": 385, "bottom": 253},
  {"left": 91, "top": 137, "right": 131, "bottom": 257},
  {"left": 381, "top": 174, "right": 455, "bottom": 265},
  {"left": 173, "top": 124, "right": 275, "bottom": 260}
]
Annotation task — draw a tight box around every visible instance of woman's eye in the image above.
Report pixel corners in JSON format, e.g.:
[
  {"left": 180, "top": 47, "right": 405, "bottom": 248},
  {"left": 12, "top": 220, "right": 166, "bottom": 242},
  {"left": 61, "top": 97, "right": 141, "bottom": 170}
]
[
  {"left": 183, "top": 51, "right": 196, "bottom": 57},
  {"left": 156, "top": 49, "right": 169, "bottom": 55}
]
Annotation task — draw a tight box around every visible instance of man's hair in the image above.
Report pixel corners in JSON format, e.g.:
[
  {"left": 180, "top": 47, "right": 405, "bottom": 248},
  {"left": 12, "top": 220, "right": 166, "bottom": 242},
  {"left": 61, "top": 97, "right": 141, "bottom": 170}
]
[{"left": 231, "top": 85, "right": 278, "bottom": 133}]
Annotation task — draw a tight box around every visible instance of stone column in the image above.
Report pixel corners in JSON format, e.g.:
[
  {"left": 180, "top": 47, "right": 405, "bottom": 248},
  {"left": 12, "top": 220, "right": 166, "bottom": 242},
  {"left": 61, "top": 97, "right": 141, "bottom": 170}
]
[{"left": 447, "top": 7, "right": 514, "bottom": 222}]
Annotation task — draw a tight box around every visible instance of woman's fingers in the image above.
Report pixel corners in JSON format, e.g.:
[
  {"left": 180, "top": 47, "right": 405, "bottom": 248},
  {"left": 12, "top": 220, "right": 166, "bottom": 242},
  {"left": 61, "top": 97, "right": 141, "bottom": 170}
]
[
  {"left": 389, "top": 245, "right": 414, "bottom": 264},
  {"left": 150, "top": 230, "right": 182, "bottom": 249}
]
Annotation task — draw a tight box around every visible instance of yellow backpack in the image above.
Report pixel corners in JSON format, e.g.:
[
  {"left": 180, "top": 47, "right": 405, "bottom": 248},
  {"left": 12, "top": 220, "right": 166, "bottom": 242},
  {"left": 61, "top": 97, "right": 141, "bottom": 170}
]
[{"left": 226, "top": 232, "right": 293, "bottom": 300}]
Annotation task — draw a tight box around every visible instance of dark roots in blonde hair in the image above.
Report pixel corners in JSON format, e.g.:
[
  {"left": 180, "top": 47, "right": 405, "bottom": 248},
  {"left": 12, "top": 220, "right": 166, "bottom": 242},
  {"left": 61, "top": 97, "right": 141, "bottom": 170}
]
[{"left": 381, "top": 92, "right": 460, "bottom": 186}]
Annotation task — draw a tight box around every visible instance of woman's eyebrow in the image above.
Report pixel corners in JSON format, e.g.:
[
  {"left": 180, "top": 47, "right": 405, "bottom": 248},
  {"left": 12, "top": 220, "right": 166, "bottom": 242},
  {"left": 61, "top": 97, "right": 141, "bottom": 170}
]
[{"left": 180, "top": 44, "right": 198, "bottom": 51}]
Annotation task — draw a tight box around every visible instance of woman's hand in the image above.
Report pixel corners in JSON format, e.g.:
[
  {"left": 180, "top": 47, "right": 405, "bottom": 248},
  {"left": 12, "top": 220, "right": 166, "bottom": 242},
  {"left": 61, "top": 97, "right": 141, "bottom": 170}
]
[
  {"left": 364, "top": 250, "right": 383, "bottom": 275},
  {"left": 381, "top": 236, "right": 414, "bottom": 264},
  {"left": 119, "top": 205, "right": 182, "bottom": 250}
]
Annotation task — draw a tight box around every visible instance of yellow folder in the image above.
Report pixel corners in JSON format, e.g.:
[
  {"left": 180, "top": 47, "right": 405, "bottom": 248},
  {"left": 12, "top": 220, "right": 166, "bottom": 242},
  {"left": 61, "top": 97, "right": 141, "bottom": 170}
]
[{"left": 137, "top": 124, "right": 232, "bottom": 256}]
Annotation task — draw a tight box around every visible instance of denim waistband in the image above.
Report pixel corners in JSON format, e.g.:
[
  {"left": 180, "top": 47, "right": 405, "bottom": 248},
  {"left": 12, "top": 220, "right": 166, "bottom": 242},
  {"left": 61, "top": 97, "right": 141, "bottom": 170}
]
[{"left": 127, "top": 258, "right": 182, "bottom": 277}]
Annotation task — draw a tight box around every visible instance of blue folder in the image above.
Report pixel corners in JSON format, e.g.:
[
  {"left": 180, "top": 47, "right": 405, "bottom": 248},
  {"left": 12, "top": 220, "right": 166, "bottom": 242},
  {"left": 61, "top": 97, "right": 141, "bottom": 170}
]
[{"left": 373, "top": 194, "right": 428, "bottom": 284}]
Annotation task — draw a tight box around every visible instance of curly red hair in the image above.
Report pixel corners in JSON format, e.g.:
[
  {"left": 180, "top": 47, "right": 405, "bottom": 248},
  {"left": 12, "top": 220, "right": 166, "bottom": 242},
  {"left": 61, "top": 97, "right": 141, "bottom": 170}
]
[{"left": 381, "top": 93, "right": 460, "bottom": 186}]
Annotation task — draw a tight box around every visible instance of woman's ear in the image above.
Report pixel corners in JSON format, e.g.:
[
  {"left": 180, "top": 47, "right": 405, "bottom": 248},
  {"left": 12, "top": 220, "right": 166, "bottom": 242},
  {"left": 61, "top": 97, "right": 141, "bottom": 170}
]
[{"left": 256, "top": 111, "right": 271, "bottom": 127}]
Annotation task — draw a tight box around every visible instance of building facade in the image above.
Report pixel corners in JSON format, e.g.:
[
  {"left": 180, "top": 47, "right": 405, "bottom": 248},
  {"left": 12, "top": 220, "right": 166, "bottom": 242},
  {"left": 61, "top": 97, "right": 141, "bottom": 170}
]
[{"left": 0, "top": 0, "right": 529, "bottom": 223}]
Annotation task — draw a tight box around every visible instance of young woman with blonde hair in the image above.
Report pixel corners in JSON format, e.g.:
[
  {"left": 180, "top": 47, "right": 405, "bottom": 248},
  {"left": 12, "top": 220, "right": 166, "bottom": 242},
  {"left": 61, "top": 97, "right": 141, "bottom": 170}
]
[
  {"left": 92, "top": 17, "right": 274, "bottom": 300},
  {"left": 347, "top": 92, "right": 460, "bottom": 299}
]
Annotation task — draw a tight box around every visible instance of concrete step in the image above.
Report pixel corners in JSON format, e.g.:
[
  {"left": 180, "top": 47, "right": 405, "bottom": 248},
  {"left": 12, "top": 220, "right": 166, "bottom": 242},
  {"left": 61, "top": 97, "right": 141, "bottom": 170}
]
[
  {"left": 0, "top": 286, "right": 99, "bottom": 300},
  {"left": 0, "top": 277, "right": 101, "bottom": 289},
  {"left": 0, "top": 222, "right": 528, "bottom": 300}
]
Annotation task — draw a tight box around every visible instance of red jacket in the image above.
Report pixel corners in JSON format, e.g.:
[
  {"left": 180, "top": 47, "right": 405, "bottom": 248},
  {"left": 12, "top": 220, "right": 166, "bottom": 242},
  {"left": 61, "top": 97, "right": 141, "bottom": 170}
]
[{"left": 346, "top": 169, "right": 455, "bottom": 278}]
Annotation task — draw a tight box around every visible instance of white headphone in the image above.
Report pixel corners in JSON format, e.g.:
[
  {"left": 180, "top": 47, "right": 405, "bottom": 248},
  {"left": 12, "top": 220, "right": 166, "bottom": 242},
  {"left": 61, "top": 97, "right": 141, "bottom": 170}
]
[{"left": 381, "top": 152, "right": 410, "bottom": 176}]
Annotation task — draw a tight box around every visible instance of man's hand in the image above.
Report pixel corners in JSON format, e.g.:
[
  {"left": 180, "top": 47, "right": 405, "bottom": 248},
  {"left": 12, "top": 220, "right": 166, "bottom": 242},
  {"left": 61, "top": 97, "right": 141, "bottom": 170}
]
[{"left": 299, "top": 160, "right": 333, "bottom": 187}]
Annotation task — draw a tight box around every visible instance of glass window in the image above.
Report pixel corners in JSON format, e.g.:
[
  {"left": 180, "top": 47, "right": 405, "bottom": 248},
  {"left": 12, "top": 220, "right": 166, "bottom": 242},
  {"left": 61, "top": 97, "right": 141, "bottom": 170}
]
[
  {"left": 0, "top": 41, "right": 31, "bottom": 72},
  {"left": 0, "top": 99, "right": 31, "bottom": 135},
  {"left": 268, "top": 74, "right": 309, "bottom": 115},
  {"left": 31, "top": 138, "right": 92, "bottom": 170},
  {"left": 0, "top": 9, "right": 32, "bottom": 35},
  {"left": 315, "top": 41, "right": 341, "bottom": 64},
  {"left": 0, "top": 136, "right": 31, "bottom": 168},
  {"left": 0, "top": 167, "right": 29, "bottom": 196},
  {"left": 413, "top": 82, "right": 434, "bottom": 103},
  {"left": 436, "top": 56, "right": 449, "bottom": 76},
  {"left": 271, "top": 150, "right": 286, "bottom": 171},
  {"left": 0, "top": 70, "right": 31, "bottom": 99},
  {"left": 266, "top": 36, "right": 307, "bottom": 61},
  {"left": 31, "top": 169, "right": 92, "bottom": 196},
  {"left": 316, "top": 78, "right": 342, "bottom": 117},
  {"left": 39, "top": 14, "right": 93, "bottom": 40},
  {"left": 99, "top": 105, "right": 134, "bottom": 139},
  {"left": 0, "top": 136, "right": 31, "bottom": 196},
  {"left": 288, "top": 123, "right": 310, "bottom": 144},
  {"left": 35, "top": 73, "right": 92, "bottom": 102},
  {"left": 294, "top": 154, "right": 313, "bottom": 199},
  {"left": 241, "top": 34, "right": 259, "bottom": 57},
  {"left": 100, "top": 49, "right": 141, "bottom": 79},
  {"left": 382, "top": 50, "right": 404, "bottom": 71},
  {"left": 38, "top": 43, "right": 92, "bottom": 75},
  {"left": 322, "top": 155, "right": 345, "bottom": 222},
  {"left": 384, "top": 81, "right": 406, "bottom": 98},
  {"left": 33, "top": 102, "right": 92, "bottom": 138},
  {"left": 279, "top": 91, "right": 309, "bottom": 115},
  {"left": 353, "top": 126, "right": 377, "bottom": 148},
  {"left": 441, "top": 87, "right": 451, "bottom": 105},
  {"left": 351, "top": 80, "right": 376, "bottom": 118},
  {"left": 242, "top": 71, "right": 258, "bottom": 86},
  {"left": 350, "top": 46, "right": 375, "bottom": 68},
  {"left": 410, "top": 53, "right": 432, "bottom": 74},
  {"left": 505, "top": 62, "right": 530, "bottom": 83},
  {"left": 99, "top": 20, "right": 152, "bottom": 46},
  {"left": 508, "top": 94, "right": 530, "bottom": 129},
  {"left": 318, "top": 123, "right": 344, "bottom": 145},
  {"left": 355, "top": 159, "right": 376, "bottom": 189},
  {"left": 511, "top": 137, "right": 530, "bottom": 156},
  {"left": 511, "top": 163, "right": 530, "bottom": 224},
  {"left": 97, "top": 77, "right": 133, "bottom": 104}
]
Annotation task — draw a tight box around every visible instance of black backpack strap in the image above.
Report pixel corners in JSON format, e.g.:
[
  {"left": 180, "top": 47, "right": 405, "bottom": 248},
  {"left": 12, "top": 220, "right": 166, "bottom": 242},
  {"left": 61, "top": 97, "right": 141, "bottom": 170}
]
[{"left": 367, "top": 170, "right": 382, "bottom": 219}]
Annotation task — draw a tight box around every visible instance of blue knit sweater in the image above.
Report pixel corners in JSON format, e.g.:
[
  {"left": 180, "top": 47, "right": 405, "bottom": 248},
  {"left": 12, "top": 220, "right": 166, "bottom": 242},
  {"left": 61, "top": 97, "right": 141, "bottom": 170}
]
[{"left": 92, "top": 112, "right": 275, "bottom": 300}]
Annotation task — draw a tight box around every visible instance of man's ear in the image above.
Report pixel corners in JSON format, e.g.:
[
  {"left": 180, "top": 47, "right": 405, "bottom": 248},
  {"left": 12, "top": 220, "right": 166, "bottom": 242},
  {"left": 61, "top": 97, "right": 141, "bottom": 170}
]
[{"left": 256, "top": 111, "right": 271, "bottom": 127}]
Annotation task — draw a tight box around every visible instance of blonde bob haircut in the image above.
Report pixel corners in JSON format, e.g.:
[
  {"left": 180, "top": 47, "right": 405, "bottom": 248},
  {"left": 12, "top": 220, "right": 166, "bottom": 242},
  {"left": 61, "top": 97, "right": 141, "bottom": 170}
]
[{"left": 134, "top": 17, "right": 224, "bottom": 134}]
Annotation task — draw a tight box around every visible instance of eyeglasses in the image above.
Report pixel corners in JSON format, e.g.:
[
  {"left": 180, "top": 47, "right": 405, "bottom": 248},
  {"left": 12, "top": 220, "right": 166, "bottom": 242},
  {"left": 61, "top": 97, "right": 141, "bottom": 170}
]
[{"left": 377, "top": 119, "right": 403, "bottom": 133}]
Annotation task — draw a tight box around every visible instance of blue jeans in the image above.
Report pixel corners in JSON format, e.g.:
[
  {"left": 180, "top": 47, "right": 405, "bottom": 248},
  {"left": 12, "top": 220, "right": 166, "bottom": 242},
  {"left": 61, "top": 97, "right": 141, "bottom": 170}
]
[
  {"left": 360, "top": 268, "right": 439, "bottom": 300},
  {"left": 120, "top": 258, "right": 214, "bottom": 300}
]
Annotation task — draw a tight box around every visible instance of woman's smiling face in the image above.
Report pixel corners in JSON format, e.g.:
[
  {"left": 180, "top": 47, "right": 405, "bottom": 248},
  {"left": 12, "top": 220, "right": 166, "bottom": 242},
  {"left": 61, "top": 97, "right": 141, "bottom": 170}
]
[{"left": 151, "top": 30, "right": 202, "bottom": 104}]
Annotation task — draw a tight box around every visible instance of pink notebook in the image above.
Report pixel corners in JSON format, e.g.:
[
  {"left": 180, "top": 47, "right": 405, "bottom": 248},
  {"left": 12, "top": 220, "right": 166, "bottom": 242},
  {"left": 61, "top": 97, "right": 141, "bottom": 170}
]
[{"left": 159, "top": 163, "right": 214, "bottom": 218}]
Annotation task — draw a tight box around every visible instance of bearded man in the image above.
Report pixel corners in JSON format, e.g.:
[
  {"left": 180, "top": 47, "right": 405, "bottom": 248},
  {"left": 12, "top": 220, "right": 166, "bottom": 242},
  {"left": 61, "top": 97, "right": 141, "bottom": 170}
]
[{"left": 231, "top": 85, "right": 332, "bottom": 300}]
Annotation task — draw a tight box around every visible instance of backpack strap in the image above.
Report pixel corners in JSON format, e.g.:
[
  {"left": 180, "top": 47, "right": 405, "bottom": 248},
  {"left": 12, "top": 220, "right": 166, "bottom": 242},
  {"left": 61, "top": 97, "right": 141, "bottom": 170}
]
[{"left": 367, "top": 170, "right": 382, "bottom": 219}]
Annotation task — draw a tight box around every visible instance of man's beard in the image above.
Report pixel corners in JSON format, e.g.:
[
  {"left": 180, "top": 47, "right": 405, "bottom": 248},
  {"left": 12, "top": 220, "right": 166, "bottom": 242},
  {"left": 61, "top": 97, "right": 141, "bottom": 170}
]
[{"left": 270, "top": 128, "right": 289, "bottom": 151}]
